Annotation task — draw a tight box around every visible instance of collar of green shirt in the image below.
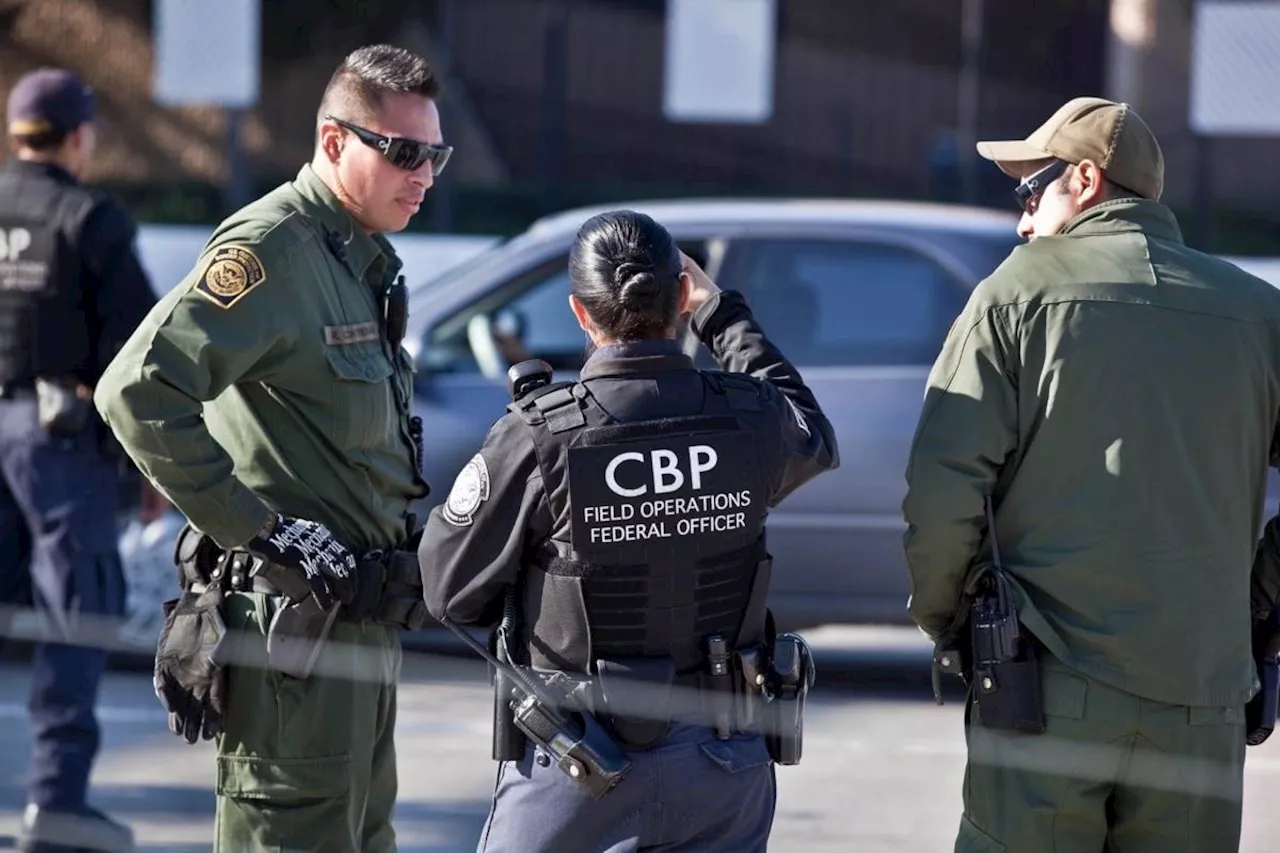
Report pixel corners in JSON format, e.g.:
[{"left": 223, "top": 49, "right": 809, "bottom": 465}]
[
  {"left": 291, "top": 163, "right": 403, "bottom": 287},
  {"left": 1059, "top": 197, "right": 1184, "bottom": 245}
]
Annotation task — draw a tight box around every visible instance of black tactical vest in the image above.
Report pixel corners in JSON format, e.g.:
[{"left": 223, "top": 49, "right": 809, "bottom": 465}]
[
  {"left": 0, "top": 165, "right": 100, "bottom": 384},
  {"left": 509, "top": 371, "right": 775, "bottom": 676}
]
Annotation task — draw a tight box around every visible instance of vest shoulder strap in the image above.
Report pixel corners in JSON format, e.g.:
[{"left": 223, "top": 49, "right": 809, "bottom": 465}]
[
  {"left": 507, "top": 380, "right": 589, "bottom": 434},
  {"left": 701, "top": 370, "right": 764, "bottom": 413}
]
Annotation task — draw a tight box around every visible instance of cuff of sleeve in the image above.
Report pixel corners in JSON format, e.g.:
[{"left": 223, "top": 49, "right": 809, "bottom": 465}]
[
  {"left": 691, "top": 289, "right": 745, "bottom": 341},
  {"left": 199, "top": 488, "right": 276, "bottom": 550}
]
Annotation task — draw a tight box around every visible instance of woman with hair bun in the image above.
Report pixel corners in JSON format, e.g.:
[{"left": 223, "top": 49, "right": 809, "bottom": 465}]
[{"left": 417, "top": 209, "right": 839, "bottom": 853}]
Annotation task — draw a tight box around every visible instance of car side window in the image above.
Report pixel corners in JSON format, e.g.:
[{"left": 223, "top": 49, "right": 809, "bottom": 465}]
[
  {"left": 425, "top": 240, "right": 714, "bottom": 377},
  {"left": 424, "top": 258, "right": 583, "bottom": 375},
  {"left": 713, "top": 238, "right": 972, "bottom": 367}
]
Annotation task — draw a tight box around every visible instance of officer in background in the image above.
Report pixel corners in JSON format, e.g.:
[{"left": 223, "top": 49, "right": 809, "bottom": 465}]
[
  {"left": 418, "top": 210, "right": 839, "bottom": 853},
  {"left": 903, "top": 96, "right": 1280, "bottom": 852},
  {"left": 94, "top": 45, "right": 448, "bottom": 852},
  {"left": 0, "top": 67, "right": 157, "bottom": 853}
]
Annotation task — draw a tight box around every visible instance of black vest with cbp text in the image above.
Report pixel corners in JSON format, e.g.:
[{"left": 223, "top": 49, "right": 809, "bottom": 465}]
[
  {"left": 0, "top": 161, "right": 101, "bottom": 384},
  {"left": 510, "top": 364, "right": 775, "bottom": 676}
]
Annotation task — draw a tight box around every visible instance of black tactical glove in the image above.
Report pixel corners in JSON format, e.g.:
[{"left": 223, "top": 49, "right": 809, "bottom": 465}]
[
  {"left": 246, "top": 514, "right": 357, "bottom": 611},
  {"left": 154, "top": 586, "right": 229, "bottom": 744}
]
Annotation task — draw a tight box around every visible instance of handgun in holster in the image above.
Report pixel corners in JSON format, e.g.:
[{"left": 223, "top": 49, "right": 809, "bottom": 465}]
[
  {"left": 250, "top": 557, "right": 340, "bottom": 681},
  {"left": 763, "top": 632, "right": 816, "bottom": 766},
  {"left": 1246, "top": 604, "right": 1280, "bottom": 746}
]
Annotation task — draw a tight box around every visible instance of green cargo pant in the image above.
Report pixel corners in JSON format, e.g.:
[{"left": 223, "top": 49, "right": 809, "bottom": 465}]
[
  {"left": 956, "top": 655, "right": 1246, "bottom": 853},
  {"left": 212, "top": 592, "right": 402, "bottom": 853}
]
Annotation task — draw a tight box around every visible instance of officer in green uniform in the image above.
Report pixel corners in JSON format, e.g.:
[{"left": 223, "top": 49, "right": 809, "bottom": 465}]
[
  {"left": 93, "top": 45, "right": 452, "bottom": 853},
  {"left": 903, "top": 97, "right": 1280, "bottom": 852}
]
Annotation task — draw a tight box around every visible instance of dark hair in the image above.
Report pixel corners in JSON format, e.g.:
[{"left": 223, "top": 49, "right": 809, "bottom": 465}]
[
  {"left": 317, "top": 44, "right": 442, "bottom": 128},
  {"left": 1103, "top": 179, "right": 1141, "bottom": 201},
  {"left": 11, "top": 128, "right": 71, "bottom": 152},
  {"left": 569, "top": 210, "right": 683, "bottom": 342}
]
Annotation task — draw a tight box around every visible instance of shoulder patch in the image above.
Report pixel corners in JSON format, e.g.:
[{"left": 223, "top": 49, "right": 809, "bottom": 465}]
[
  {"left": 442, "top": 453, "right": 491, "bottom": 527},
  {"left": 194, "top": 245, "right": 267, "bottom": 309}
]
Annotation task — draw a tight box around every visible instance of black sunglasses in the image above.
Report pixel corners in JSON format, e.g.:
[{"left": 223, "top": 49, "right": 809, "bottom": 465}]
[
  {"left": 325, "top": 115, "right": 453, "bottom": 175},
  {"left": 1013, "top": 159, "right": 1069, "bottom": 212}
]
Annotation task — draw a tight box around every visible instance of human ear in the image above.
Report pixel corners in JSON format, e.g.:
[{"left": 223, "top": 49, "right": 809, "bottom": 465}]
[
  {"left": 569, "top": 293, "right": 592, "bottom": 333},
  {"left": 677, "top": 271, "right": 692, "bottom": 316},
  {"left": 319, "top": 123, "right": 344, "bottom": 164},
  {"left": 1076, "top": 159, "right": 1106, "bottom": 205}
]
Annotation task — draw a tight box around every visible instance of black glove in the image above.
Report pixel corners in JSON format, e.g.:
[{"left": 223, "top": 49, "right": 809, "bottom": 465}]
[
  {"left": 247, "top": 514, "right": 357, "bottom": 611},
  {"left": 154, "top": 586, "right": 229, "bottom": 744}
]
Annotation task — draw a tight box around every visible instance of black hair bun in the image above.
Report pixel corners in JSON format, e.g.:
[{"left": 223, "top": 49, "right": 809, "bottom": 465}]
[{"left": 616, "top": 262, "right": 660, "bottom": 309}]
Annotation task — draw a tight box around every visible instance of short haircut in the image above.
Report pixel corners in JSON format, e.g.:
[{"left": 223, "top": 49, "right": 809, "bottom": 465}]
[
  {"left": 317, "top": 44, "right": 442, "bottom": 131},
  {"left": 1104, "top": 179, "right": 1142, "bottom": 201}
]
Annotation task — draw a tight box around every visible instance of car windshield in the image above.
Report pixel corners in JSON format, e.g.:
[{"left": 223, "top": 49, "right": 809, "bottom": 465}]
[{"left": 406, "top": 234, "right": 527, "bottom": 298}]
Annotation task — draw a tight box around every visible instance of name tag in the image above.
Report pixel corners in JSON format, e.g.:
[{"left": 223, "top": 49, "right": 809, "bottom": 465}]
[{"left": 323, "top": 322, "right": 380, "bottom": 346}]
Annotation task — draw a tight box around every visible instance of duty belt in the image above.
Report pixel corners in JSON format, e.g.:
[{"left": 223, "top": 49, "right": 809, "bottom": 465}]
[
  {"left": 538, "top": 666, "right": 763, "bottom": 742},
  {"left": 190, "top": 545, "right": 428, "bottom": 631}
]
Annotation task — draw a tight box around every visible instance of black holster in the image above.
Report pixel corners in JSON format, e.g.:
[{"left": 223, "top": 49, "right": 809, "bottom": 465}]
[
  {"left": 762, "top": 632, "right": 816, "bottom": 765},
  {"left": 593, "top": 657, "right": 677, "bottom": 750},
  {"left": 35, "top": 375, "right": 92, "bottom": 437},
  {"left": 968, "top": 573, "right": 1044, "bottom": 734}
]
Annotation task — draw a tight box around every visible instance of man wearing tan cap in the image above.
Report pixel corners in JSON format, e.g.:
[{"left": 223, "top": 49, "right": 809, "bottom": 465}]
[{"left": 903, "top": 96, "right": 1280, "bottom": 851}]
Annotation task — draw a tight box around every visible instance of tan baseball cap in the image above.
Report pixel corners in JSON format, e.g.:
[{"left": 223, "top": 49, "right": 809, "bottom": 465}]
[{"left": 976, "top": 96, "right": 1164, "bottom": 201}]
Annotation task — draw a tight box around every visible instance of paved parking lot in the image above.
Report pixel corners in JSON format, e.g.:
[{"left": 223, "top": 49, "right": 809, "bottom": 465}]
[{"left": 1, "top": 627, "right": 1278, "bottom": 852}]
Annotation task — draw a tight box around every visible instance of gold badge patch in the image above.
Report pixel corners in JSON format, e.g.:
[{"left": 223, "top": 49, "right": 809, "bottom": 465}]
[{"left": 194, "top": 245, "right": 266, "bottom": 308}]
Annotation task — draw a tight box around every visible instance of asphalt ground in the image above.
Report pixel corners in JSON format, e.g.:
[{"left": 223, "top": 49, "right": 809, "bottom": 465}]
[{"left": 0, "top": 626, "right": 1277, "bottom": 852}]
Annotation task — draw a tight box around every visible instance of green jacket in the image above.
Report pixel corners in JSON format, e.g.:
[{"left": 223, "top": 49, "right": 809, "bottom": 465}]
[
  {"left": 903, "top": 198, "right": 1280, "bottom": 707},
  {"left": 95, "top": 164, "right": 428, "bottom": 552}
]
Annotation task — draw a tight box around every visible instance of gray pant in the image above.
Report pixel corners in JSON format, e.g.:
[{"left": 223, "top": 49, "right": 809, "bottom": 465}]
[{"left": 476, "top": 722, "right": 777, "bottom": 852}]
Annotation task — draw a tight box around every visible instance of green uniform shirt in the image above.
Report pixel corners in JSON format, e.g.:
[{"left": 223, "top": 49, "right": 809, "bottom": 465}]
[
  {"left": 95, "top": 164, "right": 427, "bottom": 551},
  {"left": 903, "top": 198, "right": 1280, "bottom": 708}
]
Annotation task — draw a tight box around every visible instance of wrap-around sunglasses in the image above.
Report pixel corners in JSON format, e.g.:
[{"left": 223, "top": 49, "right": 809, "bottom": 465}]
[
  {"left": 326, "top": 114, "right": 453, "bottom": 175},
  {"left": 1013, "top": 159, "right": 1069, "bottom": 213}
]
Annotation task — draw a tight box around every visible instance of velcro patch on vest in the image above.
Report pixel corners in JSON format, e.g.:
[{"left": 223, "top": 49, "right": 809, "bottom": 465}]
[
  {"left": 323, "top": 322, "right": 380, "bottom": 346},
  {"left": 0, "top": 221, "right": 54, "bottom": 293},
  {"left": 194, "top": 245, "right": 267, "bottom": 309},
  {"left": 567, "top": 428, "right": 765, "bottom": 563}
]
